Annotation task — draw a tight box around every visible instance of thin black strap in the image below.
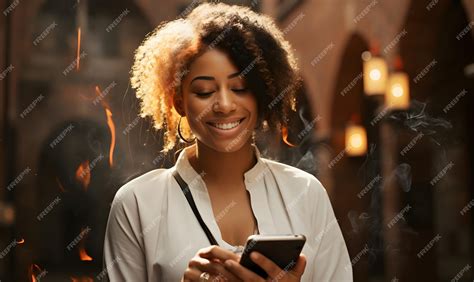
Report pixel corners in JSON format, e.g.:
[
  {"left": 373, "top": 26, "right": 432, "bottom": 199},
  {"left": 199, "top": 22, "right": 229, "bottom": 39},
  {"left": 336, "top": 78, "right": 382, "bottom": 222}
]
[{"left": 172, "top": 170, "right": 219, "bottom": 246}]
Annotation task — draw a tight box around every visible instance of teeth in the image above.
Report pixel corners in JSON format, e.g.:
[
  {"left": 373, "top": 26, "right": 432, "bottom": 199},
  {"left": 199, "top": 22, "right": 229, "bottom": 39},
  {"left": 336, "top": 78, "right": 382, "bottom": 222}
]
[{"left": 211, "top": 120, "right": 241, "bottom": 130}]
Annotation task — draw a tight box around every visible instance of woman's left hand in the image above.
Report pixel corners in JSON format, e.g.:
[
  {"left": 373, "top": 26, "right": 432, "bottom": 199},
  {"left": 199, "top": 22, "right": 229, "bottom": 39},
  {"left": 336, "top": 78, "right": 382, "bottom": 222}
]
[{"left": 223, "top": 252, "right": 307, "bottom": 281}]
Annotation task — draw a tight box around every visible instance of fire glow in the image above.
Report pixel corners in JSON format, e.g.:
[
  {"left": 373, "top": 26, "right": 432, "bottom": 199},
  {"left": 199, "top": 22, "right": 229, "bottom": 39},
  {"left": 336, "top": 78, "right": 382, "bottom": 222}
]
[
  {"left": 76, "top": 27, "right": 81, "bottom": 71},
  {"left": 29, "top": 264, "right": 43, "bottom": 282},
  {"left": 78, "top": 227, "right": 93, "bottom": 261},
  {"left": 282, "top": 126, "right": 295, "bottom": 147},
  {"left": 75, "top": 161, "right": 91, "bottom": 191},
  {"left": 105, "top": 108, "right": 116, "bottom": 167},
  {"left": 95, "top": 86, "right": 116, "bottom": 167},
  {"left": 78, "top": 245, "right": 93, "bottom": 261}
]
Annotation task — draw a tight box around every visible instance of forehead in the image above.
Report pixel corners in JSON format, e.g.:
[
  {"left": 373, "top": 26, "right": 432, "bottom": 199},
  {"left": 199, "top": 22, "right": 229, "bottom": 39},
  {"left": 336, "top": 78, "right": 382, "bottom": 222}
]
[{"left": 185, "top": 49, "right": 240, "bottom": 81}]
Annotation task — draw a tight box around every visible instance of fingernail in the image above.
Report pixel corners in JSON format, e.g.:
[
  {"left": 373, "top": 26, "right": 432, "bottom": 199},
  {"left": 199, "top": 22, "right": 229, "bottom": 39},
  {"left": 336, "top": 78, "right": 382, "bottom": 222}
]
[{"left": 251, "top": 252, "right": 259, "bottom": 260}]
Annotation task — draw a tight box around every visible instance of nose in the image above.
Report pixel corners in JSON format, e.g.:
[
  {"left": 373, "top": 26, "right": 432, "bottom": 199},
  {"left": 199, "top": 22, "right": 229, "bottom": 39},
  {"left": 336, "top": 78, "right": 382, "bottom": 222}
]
[{"left": 213, "top": 89, "right": 236, "bottom": 114}]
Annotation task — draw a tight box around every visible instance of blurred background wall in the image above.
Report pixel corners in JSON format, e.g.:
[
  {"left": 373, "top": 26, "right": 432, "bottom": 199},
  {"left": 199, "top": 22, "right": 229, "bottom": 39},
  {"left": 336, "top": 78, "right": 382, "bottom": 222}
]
[{"left": 1, "top": 0, "right": 473, "bottom": 281}]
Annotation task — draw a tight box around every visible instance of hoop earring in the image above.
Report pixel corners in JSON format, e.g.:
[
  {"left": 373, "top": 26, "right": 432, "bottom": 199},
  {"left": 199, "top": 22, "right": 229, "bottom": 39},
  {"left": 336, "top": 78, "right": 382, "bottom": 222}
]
[{"left": 178, "top": 116, "right": 195, "bottom": 143}]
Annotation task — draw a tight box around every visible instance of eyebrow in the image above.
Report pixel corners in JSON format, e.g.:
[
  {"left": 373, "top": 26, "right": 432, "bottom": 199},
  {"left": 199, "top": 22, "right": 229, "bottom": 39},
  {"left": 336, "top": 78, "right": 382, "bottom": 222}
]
[{"left": 190, "top": 72, "right": 241, "bottom": 84}]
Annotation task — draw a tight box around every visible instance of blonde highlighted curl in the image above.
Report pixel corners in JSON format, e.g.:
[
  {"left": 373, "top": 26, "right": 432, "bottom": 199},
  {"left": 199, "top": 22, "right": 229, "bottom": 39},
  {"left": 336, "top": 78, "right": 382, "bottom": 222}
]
[{"left": 131, "top": 2, "right": 301, "bottom": 152}]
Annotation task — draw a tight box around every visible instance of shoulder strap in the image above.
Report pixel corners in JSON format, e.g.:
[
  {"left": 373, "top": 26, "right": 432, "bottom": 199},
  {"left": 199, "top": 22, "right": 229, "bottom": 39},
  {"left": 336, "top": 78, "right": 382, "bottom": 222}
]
[{"left": 172, "top": 170, "right": 219, "bottom": 246}]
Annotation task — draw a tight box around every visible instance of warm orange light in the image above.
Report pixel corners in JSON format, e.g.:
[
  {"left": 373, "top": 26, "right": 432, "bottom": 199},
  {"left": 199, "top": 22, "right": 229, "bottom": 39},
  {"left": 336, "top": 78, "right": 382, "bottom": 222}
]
[
  {"left": 345, "top": 125, "right": 367, "bottom": 156},
  {"left": 17, "top": 238, "right": 25, "bottom": 244},
  {"left": 75, "top": 161, "right": 91, "bottom": 191},
  {"left": 95, "top": 86, "right": 116, "bottom": 167},
  {"left": 281, "top": 126, "right": 295, "bottom": 147},
  {"left": 29, "top": 264, "right": 42, "bottom": 282},
  {"left": 385, "top": 72, "right": 410, "bottom": 110},
  {"left": 105, "top": 108, "right": 116, "bottom": 167},
  {"left": 76, "top": 27, "right": 81, "bottom": 70},
  {"left": 78, "top": 246, "right": 93, "bottom": 261},
  {"left": 363, "top": 55, "right": 388, "bottom": 95},
  {"left": 95, "top": 85, "right": 105, "bottom": 109},
  {"left": 78, "top": 227, "right": 93, "bottom": 261}
]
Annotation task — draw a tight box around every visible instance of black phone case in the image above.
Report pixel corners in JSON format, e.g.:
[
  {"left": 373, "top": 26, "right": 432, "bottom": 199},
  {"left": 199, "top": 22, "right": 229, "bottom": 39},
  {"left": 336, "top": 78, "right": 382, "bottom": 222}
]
[{"left": 239, "top": 235, "right": 306, "bottom": 279}]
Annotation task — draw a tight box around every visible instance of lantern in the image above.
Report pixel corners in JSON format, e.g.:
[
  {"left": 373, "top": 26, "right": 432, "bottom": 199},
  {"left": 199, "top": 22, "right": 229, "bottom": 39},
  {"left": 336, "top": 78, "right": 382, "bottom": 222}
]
[
  {"left": 345, "top": 125, "right": 367, "bottom": 156},
  {"left": 385, "top": 72, "right": 410, "bottom": 110},
  {"left": 363, "top": 52, "right": 388, "bottom": 95}
]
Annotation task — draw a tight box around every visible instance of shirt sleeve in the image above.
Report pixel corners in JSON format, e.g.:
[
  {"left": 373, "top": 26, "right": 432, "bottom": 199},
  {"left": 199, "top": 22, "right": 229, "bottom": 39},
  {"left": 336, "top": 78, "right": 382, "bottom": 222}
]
[
  {"left": 310, "top": 182, "right": 353, "bottom": 281},
  {"left": 103, "top": 187, "right": 147, "bottom": 281}
]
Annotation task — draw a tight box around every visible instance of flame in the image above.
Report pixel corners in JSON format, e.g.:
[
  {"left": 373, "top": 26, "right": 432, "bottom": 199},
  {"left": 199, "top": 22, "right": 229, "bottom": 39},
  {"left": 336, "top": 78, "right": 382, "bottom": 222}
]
[
  {"left": 78, "top": 246, "right": 93, "bottom": 261},
  {"left": 105, "top": 108, "right": 116, "bottom": 167},
  {"left": 29, "top": 264, "right": 42, "bottom": 282},
  {"left": 76, "top": 27, "right": 81, "bottom": 70},
  {"left": 94, "top": 86, "right": 104, "bottom": 105},
  {"left": 17, "top": 238, "right": 25, "bottom": 244},
  {"left": 78, "top": 227, "right": 93, "bottom": 261},
  {"left": 95, "top": 86, "right": 116, "bottom": 167},
  {"left": 281, "top": 126, "right": 295, "bottom": 147},
  {"left": 75, "top": 161, "right": 91, "bottom": 191}
]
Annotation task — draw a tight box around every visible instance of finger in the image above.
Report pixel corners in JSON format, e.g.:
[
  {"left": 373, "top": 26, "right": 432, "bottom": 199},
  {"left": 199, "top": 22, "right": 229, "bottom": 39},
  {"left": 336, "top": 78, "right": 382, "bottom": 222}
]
[
  {"left": 189, "top": 257, "right": 221, "bottom": 274},
  {"left": 182, "top": 267, "right": 201, "bottom": 281},
  {"left": 224, "top": 259, "right": 265, "bottom": 282},
  {"left": 184, "top": 268, "right": 224, "bottom": 282},
  {"left": 190, "top": 257, "right": 240, "bottom": 281},
  {"left": 289, "top": 254, "right": 307, "bottom": 276},
  {"left": 250, "top": 252, "right": 283, "bottom": 279},
  {"left": 198, "top": 245, "right": 241, "bottom": 262}
]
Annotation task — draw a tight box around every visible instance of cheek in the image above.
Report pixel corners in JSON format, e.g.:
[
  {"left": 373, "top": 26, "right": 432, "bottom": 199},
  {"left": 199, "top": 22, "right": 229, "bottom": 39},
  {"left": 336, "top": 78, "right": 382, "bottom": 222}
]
[{"left": 184, "top": 99, "right": 208, "bottom": 129}]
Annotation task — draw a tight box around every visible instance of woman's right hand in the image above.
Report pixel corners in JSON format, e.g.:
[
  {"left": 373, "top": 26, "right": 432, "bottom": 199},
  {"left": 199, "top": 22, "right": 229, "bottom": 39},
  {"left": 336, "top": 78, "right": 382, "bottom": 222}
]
[{"left": 181, "top": 245, "right": 242, "bottom": 282}]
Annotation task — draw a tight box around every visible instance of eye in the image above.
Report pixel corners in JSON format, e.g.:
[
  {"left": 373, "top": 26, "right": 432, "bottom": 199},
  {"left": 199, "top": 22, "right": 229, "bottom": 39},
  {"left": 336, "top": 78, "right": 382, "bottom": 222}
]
[
  {"left": 232, "top": 88, "right": 248, "bottom": 93},
  {"left": 194, "top": 91, "right": 214, "bottom": 97}
]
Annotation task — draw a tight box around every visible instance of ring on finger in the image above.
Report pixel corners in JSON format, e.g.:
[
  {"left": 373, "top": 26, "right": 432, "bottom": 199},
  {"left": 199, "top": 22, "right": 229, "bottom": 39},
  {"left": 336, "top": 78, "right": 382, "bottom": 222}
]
[{"left": 199, "top": 271, "right": 211, "bottom": 282}]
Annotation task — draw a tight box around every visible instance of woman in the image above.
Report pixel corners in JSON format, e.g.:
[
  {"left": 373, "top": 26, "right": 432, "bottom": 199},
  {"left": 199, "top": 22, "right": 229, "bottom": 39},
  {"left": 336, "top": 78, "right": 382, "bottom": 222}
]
[{"left": 104, "top": 2, "right": 352, "bottom": 281}]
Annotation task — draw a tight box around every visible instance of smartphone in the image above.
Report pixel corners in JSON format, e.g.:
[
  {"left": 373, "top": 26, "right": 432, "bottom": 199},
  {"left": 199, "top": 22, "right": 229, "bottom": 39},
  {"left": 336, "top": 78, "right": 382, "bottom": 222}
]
[{"left": 238, "top": 234, "right": 306, "bottom": 279}]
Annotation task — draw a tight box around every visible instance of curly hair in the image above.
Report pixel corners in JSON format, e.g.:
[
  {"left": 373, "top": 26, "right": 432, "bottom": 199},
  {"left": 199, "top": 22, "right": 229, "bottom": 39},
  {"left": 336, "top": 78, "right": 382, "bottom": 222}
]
[{"left": 131, "top": 2, "right": 301, "bottom": 152}]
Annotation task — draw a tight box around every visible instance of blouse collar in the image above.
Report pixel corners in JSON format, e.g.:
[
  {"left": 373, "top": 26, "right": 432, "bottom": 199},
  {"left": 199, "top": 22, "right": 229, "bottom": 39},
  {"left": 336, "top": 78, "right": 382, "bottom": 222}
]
[{"left": 173, "top": 144, "right": 268, "bottom": 192}]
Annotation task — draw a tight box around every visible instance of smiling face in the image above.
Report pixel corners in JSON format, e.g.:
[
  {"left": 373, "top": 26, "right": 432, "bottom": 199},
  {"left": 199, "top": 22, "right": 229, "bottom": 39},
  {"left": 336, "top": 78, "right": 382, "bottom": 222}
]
[{"left": 174, "top": 48, "right": 258, "bottom": 153}]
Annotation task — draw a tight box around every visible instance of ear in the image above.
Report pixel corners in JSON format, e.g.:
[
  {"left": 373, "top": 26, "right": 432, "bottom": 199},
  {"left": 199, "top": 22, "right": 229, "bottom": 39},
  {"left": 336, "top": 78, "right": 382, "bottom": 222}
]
[{"left": 172, "top": 94, "right": 185, "bottom": 116}]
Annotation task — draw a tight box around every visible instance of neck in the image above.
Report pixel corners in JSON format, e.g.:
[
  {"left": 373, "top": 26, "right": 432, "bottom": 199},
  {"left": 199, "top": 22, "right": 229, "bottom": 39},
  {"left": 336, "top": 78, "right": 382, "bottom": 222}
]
[{"left": 187, "top": 140, "right": 256, "bottom": 188}]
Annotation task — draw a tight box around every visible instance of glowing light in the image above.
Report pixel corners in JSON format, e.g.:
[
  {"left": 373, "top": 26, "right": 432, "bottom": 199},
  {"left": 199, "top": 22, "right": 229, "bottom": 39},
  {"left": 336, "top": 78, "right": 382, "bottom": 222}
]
[
  {"left": 105, "top": 108, "right": 116, "bottom": 167},
  {"left": 345, "top": 125, "right": 367, "bottom": 156},
  {"left": 29, "top": 264, "right": 43, "bottom": 282},
  {"left": 76, "top": 28, "right": 81, "bottom": 71},
  {"left": 78, "top": 227, "right": 93, "bottom": 261},
  {"left": 78, "top": 246, "right": 93, "bottom": 261},
  {"left": 95, "top": 86, "right": 116, "bottom": 167},
  {"left": 385, "top": 72, "right": 410, "bottom": 110},
  {"left": 369, "top": 69, "right": 381, "bottom": 81},
  {"left": 75, "top": 161, "right": 91, "bottom": 191},
  {"left": 349, "top": 134, "right": 363, "bottom": 148},
  {"left": 363, "top": 55, "right": 388, "bottom": 95},
  {"left": 281, "top": 126, "right": 295, "bottom": 147},
  {"left": 391, "top": 84, "right": 404, "bottom": 97}
]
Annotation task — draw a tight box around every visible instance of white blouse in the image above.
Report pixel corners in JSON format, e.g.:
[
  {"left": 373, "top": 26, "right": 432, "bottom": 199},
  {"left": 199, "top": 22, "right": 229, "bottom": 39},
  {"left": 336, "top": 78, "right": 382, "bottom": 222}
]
[{"left": 103, "top": 145, "right": 353, "bottom": 281}]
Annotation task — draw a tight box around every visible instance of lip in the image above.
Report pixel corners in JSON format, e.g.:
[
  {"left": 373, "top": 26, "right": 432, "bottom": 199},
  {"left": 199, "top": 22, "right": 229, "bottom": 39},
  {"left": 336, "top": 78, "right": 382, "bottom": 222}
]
[
  {"left": 206, "top": 117, "right": 244, "bottom": 124},
  {"left": 205, "top": 117, "right": 247, "bottom": 138}
]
